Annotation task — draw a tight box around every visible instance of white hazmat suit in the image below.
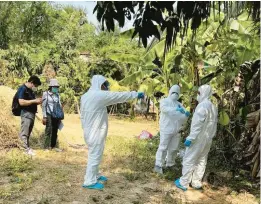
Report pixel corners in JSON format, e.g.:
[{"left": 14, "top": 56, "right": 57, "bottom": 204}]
[
  {"left": 80, "top": 75, "right": 139, "bottom": 186},
  {"left": 155, "top": 85, "right": 189, "bottom": 170},
  {"left": 179, "top": 84, "right": 218, "bottom": 188}
]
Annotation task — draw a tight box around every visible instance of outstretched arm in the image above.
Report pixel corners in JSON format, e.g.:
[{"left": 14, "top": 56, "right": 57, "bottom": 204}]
[{"left": 99, "top": 91, "right": 138, "bottom": 107}]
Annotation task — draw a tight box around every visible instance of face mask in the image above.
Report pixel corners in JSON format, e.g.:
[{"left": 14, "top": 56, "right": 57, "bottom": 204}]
[
  {"left": 52, "top": 87, "right": 59, "bottom": 93},
  {"left": 197, "top": 94, "right": 203, "bottom": 102},
  {"left": 170, "top": 93, "right": 179, "bottom": 101},
  {"left": 32, "top": 87, "right": 37, "bottom": 92}
]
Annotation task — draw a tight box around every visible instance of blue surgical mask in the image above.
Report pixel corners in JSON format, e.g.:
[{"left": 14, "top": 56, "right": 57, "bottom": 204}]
[{"left": 52, "top": 87, "right": 59, "bottom": 94}]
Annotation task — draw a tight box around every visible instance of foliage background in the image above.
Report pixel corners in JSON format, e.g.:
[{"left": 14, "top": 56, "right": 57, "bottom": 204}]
[
  {"left": 0, "top": 2, "right": 143, "bottom": 112},
  {"left": 0, "top": 1, "right": 260, "bottom": 179}
]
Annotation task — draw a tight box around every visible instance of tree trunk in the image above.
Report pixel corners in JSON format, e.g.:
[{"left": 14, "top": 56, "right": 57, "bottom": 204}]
[
  {"left": 130, "top": 103, "right": 135, "bottom": 118},
  {"left": 74, "top": 96, "right": 80, "bottom": 115},
  {"left": 146, "top": 97, "right": 150, "bottom": 114}
]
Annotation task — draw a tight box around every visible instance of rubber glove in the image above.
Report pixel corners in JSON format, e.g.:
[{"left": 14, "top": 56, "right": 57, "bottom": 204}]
[
  {"left": 184, "top": 139, "right": 192, "bottom": 147},
  {"left": 185, "top": 111, "right": 190, "bottom": 117},
  {"left": 137, "top": 92, "right": 145, "bottom": 99},
  {"left": 176, "top": 106, "right": 185, "bottom": 114}
]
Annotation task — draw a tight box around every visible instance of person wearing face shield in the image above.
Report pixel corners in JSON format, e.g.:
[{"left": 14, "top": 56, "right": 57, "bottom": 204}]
[
  {"left": 16, "top": 75, "right": 42, "bottom": 156},
  {"left": 42, "top": 79, "right": 64, "bottom": 152},
  {"left": 80, "top": 75, "right": 144, "bottom": 190},
  {"left": 175, "top": 84, "right": 218, "bottom": 191},
  {"left": 154, "top": 85, "right": 190, "bottom": 174}
]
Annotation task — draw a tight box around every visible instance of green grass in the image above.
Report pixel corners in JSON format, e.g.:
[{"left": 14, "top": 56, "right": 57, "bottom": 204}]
[
  {"left": 2, "top": 149, "right": 33, "bottom": 174},
  {"left": 104, "top": 133, "right": 186, "bottom": 184},
  {"left": 0, "top": 130, "right": 259, "bottom": 203},
  {"left": 48, "top": 168, "right": 69, "bottom": 183},
  {"left": 104, "top": 134, "right": 159, "bottom": 172},
  {"left": 0, "top": 149, "right": 40, "bottom": 200}
]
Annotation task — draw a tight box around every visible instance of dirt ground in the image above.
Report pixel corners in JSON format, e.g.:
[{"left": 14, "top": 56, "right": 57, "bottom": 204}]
[
  {"left": 0, "top": 114, "right": 259, "bottom": 204},
  {"left": 60, "top": 114, "right": 159, "bottom": 144}
]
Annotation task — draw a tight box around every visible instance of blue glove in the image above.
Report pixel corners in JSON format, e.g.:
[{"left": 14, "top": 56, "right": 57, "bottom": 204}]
[
  {"left": 137, "top": 92, "right": 145, "bottom": 99},
  {"left": 176, "top": 107, "right": 185, "bottom": 114},
  {"left": 185, "top": 111, "right": 190, "bottom": 117},
  {"left": 184, "top": 139, "right": 192, "bottom": 147}
]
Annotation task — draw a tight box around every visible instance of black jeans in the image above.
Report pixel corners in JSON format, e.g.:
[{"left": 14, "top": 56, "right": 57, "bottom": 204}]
[{"left": 44, "top": 114, "right": 60, "bottom": 148}]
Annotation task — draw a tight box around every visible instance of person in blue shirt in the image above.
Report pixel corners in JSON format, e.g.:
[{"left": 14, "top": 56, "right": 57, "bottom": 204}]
[{"left": 17, "top": 75, "right": 42, "bottom": 156}]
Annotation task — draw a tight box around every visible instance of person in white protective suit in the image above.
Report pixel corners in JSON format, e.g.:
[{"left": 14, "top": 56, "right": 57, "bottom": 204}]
[
  {"left": 80, "top": 75, "right": 144, "bottom": 190},
  {"left": 175, "top": 84, "right": 218, "bottom": 191},
  {"left": 154, "top": 85, "right": 190, "bottom": 174}
]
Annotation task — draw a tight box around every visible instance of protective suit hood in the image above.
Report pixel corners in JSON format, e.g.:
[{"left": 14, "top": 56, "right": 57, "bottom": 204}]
[
  {"left": 197, "top": 85, "right": 212, "bottom": 102},
  {"left": 179, "top": 84, "right": 218, "bottom": 189},
  {"left": 168, "top": 85, "right": 180, "bottom": 102},
  {"left": 80, "top": 76, "right": 138, "bottom": 186},
  {"left": 90, "top": 75, "right": 107, "bottom": 91},
  {"left": 157, "top": 83, "right": 187, "bottom": 169},
  {"left": 168, "top": 85, "right": 180, "bottom": 97}
]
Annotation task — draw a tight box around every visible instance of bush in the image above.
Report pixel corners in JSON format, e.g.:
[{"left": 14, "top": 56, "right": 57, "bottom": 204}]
[{"left": 2, "top": 149, "right": 33, "bottom": 174}]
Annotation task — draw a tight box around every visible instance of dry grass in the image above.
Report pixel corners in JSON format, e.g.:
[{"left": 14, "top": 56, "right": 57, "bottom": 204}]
[
  {"left": 0, "top": 86, "right": 21, "bottom": 149},
  {"left": 0, "top": 86, "right": 44, "bottom": 150}
]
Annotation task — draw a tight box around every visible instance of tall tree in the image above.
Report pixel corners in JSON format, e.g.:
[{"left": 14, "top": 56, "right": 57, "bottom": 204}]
[{"left": 94, "top": 1, "right": 260, "bottom": 54}]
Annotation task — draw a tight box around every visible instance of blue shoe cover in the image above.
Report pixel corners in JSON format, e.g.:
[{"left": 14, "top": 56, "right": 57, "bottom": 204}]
[
  {"left": 82, "top": 182, "right": 104, "bottom": 190},
  {"left": 98, "top": 175, "right": 108, "bottom": 181},
  {"left": 174, "top": 179, "right": 187, "bottom": 191}
]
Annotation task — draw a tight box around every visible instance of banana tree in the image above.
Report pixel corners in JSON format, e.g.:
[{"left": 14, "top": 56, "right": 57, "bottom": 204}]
[{"left": 109, "top": 9, "right": 259, "bottom": 115}]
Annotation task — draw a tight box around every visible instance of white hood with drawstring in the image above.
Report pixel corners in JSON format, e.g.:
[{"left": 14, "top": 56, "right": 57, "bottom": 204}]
[
  {"left": 159, "top": 85, "right": 188, "bottom": 134},
  {"left": 155, "top": 85, "right": 189, "bottom": 169},
  {"left": 80, "top": 75, "right": 138, "bottom": 186},
  {"left": 180, "top": 84, "right": 218, "bottom": 189}
]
